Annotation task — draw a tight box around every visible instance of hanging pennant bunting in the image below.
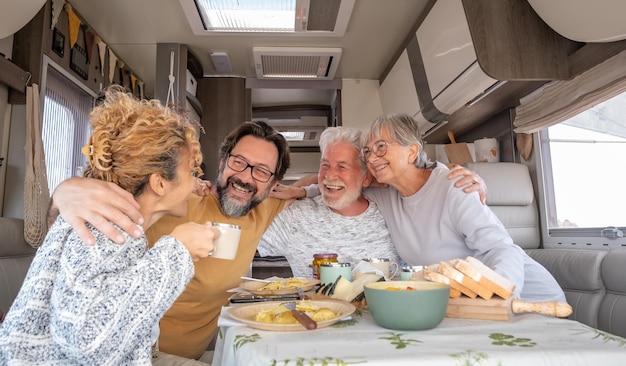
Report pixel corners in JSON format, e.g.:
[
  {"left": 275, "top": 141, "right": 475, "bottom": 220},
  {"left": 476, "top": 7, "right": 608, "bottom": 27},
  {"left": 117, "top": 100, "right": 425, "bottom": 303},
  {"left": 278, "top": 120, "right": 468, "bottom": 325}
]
[
  {"left": 51, "top": 0, "right": 65, "bottom": 30},
  {"left": 117, "top": 60, "right": 126, "bottom": 85},
  {"left": 64, "top": 3, "right": 81, "bottom": 48},
  {"left": 137, "top": 80, "right": 145, "bottom": 99},
  {"left": 96, "top": 36, "right": 106, "bottom": 77},
  {"left": 108, "top": 49, "right": 118, "bottom": 84},
  {"left": 130, "top": 74, "right": 138, "bottom": 92},
  {"left": 84, "top": 28, "right": 94, "bottom": 63}
]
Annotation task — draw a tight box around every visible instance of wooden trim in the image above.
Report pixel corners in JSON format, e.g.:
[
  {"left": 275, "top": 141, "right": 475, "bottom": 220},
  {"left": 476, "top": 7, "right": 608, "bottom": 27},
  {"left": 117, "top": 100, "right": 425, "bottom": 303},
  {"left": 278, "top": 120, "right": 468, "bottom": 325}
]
[
  {"left": 424, "top": 80, "right": 546, "bottom": 144},
  {"left": 568, "top": 40, "right": 626, "bottom": 78},
  {"left": 0, "top": 57, "right": 29, "bottom": 93},
  {"left": 462, "top": 0, "right": 578, "bottom": 81}
]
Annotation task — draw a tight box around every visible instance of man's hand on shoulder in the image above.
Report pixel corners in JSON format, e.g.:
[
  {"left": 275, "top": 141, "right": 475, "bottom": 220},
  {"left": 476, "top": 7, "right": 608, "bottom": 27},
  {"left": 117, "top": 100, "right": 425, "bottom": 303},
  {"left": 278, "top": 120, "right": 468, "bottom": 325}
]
[
  {"left": 270, "top": 183, "right": 306, "bottom": 200},
  {"left": 193, "top": 178, "right": 212, "bottom": 196},
  {"left": 50, "top": 177, "right": 143, "bottom": 245}
]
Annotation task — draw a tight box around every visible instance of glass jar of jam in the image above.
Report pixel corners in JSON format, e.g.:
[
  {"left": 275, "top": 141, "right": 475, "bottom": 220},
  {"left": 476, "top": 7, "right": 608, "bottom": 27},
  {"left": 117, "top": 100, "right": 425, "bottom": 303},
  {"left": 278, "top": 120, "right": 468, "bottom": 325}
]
[{"left": 311, "top": 253, "right": 338, "bottom": 279}]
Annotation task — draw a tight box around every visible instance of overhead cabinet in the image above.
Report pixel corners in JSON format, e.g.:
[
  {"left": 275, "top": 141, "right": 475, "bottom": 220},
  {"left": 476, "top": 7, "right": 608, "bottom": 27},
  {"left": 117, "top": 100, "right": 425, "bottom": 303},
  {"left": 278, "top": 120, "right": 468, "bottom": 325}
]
[
  {"left": 379, "top": 0, "right": 499, "bottom": 137},
  {"left": 416, "top": 0, "right": 497, "bottom": 116}
]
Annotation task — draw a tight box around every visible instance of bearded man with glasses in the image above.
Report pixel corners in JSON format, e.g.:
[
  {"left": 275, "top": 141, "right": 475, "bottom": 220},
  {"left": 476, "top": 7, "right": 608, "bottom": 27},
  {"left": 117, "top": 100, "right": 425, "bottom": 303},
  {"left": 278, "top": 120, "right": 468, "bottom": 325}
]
[{"left": 47, "top": 121, "right": 295, "bottom": 363}]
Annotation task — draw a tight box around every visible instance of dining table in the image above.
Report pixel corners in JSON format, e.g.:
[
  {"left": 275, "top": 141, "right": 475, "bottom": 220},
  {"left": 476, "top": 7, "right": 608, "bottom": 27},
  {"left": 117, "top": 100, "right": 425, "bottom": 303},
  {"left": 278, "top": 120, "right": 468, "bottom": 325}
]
[{"left": 213, "top": 303, "right": 626, "bottom": 365}]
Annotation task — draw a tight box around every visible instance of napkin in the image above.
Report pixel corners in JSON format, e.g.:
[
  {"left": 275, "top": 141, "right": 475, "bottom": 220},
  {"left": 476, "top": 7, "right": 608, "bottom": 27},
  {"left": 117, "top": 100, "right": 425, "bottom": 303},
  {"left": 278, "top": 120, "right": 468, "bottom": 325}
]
[
  {"left": 352, "top": 260, "right": 389, "bottom": 280},
  {"left": 218, "top": 306, "right": 246, "bottom": 327}
]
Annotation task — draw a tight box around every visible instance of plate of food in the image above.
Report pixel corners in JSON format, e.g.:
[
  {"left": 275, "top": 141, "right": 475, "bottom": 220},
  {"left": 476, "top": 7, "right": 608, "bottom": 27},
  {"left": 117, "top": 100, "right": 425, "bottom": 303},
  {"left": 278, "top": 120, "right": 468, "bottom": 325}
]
[
  {"left": 227, "top": 299, "right": 356, "bottom": 331},
  {"left": 239, "top": 277, "right": 320, "bottom": 295}
]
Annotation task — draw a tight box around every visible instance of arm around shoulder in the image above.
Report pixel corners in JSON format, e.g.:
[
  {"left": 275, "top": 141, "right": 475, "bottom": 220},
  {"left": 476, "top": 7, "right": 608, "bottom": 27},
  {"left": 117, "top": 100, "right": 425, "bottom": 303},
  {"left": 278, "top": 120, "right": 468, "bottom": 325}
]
[{"left": 51, "top": 177, "right": 144, "bottom": 245}]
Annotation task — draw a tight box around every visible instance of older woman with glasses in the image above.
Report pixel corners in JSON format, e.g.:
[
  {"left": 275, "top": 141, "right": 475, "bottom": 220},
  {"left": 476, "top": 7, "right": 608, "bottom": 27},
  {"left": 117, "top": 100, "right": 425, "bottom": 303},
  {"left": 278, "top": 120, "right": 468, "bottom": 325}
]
[{"left": 360, "top": 113, "right": 566, "bottom": 303}]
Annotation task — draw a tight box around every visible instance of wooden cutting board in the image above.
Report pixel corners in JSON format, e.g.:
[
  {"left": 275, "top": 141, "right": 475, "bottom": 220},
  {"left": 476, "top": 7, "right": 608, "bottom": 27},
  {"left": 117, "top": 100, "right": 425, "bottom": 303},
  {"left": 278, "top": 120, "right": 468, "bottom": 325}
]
[
  {"left": 445, "top": 131, "right": 473, "bottom": 165},
  {"left": 446, "top": 296, "right": 573, "bottom": 321}
]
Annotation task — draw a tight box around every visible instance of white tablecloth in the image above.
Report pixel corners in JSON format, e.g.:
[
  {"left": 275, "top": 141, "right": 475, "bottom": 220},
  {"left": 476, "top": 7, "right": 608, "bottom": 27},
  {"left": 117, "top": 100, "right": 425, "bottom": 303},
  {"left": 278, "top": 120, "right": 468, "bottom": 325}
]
[{"left": 213, "top": 306, "right": 626, "bottom": 365}]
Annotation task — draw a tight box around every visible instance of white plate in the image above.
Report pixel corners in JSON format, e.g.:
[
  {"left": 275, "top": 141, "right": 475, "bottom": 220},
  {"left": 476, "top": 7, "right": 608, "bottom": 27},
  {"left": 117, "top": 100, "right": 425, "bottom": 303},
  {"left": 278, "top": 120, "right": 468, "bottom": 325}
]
[
  {"left": 227, "top": 300, "right": 356, "bottom": 331},
  {"left": 239, "top": 278, "right": 320, "bottom": 295}
]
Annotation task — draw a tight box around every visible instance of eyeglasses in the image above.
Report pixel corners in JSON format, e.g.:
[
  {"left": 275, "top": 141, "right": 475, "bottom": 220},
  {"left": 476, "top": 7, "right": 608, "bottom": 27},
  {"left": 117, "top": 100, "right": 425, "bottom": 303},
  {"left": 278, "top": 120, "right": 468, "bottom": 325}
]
[
  {"left": 226, "top": 155, "right": 275, "bottom": 183},
  {"left": 360, "top": 140, "right": 395, "bottom": 161}
]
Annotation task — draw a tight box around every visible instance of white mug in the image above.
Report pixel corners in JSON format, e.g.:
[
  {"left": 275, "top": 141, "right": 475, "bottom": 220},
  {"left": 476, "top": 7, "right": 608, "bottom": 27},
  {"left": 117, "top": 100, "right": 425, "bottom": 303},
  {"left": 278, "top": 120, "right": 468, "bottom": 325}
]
[
  {"left": 210, "top": 223, "right": 241, "bottom": 260},
  {"left": 362, "top": 258, "right": 399, "bottom": 279}
]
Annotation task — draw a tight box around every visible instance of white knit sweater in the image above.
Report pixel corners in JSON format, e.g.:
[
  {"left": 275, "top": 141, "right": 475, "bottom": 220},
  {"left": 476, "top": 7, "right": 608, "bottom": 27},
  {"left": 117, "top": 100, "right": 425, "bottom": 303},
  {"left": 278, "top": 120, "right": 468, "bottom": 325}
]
[{"left": 0, "top": 217, "right": 194, "bottom": 365}]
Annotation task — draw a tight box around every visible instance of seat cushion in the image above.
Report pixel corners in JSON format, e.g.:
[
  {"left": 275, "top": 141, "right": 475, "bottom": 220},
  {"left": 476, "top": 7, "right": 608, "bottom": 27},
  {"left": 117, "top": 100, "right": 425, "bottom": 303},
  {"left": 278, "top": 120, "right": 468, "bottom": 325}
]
[
  {"left": 465, "top": 162, "right": 540, "bottom": 249},
  {"left": 598, "top": 250, "right": 626, "bottom": 337},
  {"left": 526, "top": 249, "right": 606, "bottom": 328},
  {"left": 0, "top": 218, "right": 37, "bottom": 312},
  {"left": 465, "top": 162, "right": 534, "bottom": 206}
]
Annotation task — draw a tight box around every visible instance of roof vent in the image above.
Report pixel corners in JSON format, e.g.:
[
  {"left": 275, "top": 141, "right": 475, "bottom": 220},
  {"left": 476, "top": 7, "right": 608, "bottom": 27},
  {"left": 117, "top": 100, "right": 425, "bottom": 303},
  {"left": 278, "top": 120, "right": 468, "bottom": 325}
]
[{"left": 253, "top": 47, "right": 342, "bottom": 80}]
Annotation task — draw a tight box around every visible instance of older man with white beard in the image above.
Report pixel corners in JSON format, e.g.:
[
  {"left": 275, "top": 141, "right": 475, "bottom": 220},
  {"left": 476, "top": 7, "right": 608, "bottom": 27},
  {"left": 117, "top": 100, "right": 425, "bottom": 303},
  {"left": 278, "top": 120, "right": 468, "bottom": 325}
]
[{"left": 257, "top": 127, "right": 402, "bottom": 277}]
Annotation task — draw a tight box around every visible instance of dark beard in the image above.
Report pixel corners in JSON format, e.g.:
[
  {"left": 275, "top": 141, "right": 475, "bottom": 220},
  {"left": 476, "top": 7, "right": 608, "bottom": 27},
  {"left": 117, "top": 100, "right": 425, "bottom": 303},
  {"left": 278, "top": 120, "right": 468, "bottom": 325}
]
[{"left": 216, "top": 174, "right": 269, "bottom": 218}]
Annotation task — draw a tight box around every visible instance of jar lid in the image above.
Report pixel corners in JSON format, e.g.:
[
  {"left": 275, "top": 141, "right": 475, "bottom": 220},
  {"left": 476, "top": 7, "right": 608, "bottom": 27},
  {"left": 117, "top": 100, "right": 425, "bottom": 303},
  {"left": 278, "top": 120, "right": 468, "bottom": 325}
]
[
  {"left": 321, "top": 262, "right": 351, "bottom": 267},
  {"left": 314, "top": 253, "right": 338, "bottom": 259},
  {"left": 363, "top": 257, "right": 389, "bottom": 263}
]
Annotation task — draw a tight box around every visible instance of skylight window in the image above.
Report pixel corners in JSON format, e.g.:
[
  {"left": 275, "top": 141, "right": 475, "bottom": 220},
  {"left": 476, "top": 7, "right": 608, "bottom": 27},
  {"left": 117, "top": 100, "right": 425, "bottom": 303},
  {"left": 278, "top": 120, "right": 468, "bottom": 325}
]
[
  {"left": 181, "top": 0, "right": 354, "bottom": 37},
  {"left": 278, "top": 131, "right": 306, "bottom": 141},
  {"left": 194, "top": 0, "right": 302, "bottom": 33}
]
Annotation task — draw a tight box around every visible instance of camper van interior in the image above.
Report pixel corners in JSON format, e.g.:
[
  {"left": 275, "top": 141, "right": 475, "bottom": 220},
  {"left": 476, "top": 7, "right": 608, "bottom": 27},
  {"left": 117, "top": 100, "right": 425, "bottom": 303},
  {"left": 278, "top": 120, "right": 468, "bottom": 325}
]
[{"left": 1, "top": 0, "right": 626, "bottom": 364}]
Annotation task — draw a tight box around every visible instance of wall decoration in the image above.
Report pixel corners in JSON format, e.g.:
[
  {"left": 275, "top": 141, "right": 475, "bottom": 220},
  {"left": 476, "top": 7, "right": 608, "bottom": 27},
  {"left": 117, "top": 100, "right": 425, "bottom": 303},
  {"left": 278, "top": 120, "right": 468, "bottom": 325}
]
[
  {"left": 117, "top": 60, "right": 125, "bottom": 85},
  {"left": 64, "top": 3, "right": 81, "bottom": 48},
  {"left": 137, "top": 80, "right": 145, "bottom": 99},
  {"left": 52, "top": 28, "right": 65, "bottom": 58},
  {"left": 70, "top": 44, "right": 89, "bottom": 80},
  {"left": 84, "top": 29, "right": 95, "bottom": 63},
  {"left": 108, "top": 49, "right": 118, "bottom": 83},
  {"left": 130, "top": 74, "right": 138, "bottom": 91},
  {"left": 96, "top": 36, "right": 106, "bottom": 77},
  {"left": 51, "top": 0, "right": 65, "bottom": 30}
]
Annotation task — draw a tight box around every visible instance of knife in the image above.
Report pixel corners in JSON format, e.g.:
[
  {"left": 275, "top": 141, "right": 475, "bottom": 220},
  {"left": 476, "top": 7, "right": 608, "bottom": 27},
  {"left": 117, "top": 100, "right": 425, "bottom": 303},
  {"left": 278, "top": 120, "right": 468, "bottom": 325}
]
[
  {"left": 283, "top": 302, "right": 317, "bottom": 330},
  {"left": 296, "top": 286, "right": 310, "bottom": 300}
]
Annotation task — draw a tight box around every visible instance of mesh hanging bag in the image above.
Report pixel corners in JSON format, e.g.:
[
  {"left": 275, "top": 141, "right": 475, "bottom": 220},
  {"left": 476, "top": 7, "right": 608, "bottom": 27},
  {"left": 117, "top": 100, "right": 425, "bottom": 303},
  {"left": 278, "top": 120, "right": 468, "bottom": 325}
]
[{"left": 24, "top": 83, "right": 50, "bottom": 247}]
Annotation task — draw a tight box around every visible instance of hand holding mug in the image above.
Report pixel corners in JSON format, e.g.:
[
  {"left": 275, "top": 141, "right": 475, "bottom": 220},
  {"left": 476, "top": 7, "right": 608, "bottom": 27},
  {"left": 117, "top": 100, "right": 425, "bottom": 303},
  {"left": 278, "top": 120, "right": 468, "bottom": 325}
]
[
  {"left": 210, "top": 223, "right": 241, "bottom": 260},
  {"left": 362, "top": 258, "right": 399, "bottom": 279},
  {"left": 169, "top": 222, "right": 219, "bottom": 261}
]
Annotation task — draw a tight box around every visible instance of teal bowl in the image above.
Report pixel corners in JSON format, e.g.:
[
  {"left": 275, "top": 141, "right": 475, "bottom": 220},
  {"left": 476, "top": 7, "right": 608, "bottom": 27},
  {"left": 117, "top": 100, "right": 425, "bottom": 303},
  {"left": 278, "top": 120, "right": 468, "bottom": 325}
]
[{"left": 364, "top": 280, "right": 450, "bottom": 330}]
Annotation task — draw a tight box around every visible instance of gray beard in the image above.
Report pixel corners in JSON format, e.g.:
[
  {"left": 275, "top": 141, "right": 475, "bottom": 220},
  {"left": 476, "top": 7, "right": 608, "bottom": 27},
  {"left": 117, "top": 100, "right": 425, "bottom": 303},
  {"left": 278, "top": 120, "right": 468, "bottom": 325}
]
[
  {"left": 321, "top": 187, "right": 362, "bottom": 211},
  {"left": 320, "top": 178, "right": 364, "bottom": 212},
  {"left": 216, "top": 170, "right": 269, "bottom": 217}
]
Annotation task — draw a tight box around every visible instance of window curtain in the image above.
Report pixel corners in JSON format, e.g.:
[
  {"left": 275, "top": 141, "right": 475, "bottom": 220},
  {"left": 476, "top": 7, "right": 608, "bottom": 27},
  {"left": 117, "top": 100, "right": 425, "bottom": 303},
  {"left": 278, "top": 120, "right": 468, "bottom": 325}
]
[
  {"left": 514, "top": 50, "right": 626, "bottom": 133},
  {"left": 24, "top": 83, "right": 50, "bottom": 247},
  {"left": 41, "top": 66, "right": 93, "bottom": 194}
]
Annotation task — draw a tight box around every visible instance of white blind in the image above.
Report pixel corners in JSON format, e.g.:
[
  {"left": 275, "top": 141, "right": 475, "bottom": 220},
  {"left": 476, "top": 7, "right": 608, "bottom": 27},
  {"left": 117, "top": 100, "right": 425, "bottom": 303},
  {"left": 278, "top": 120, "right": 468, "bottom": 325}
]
[
  {"left": 42, "top": 66, "right": 93, "bottom": 193},
  {"left": 514, "top": 50, "right": 626, "bottom": 133}
]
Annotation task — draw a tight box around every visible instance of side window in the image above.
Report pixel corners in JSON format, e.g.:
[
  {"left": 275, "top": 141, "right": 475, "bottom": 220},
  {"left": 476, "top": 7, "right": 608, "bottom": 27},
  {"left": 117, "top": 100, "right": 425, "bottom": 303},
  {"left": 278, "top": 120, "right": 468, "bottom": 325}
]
[
  {"left": 538, "top": 92, "right": 626, "bottom": 248},
  {"left": 42, "top": 65, "right": 94, "bottom": 193}
]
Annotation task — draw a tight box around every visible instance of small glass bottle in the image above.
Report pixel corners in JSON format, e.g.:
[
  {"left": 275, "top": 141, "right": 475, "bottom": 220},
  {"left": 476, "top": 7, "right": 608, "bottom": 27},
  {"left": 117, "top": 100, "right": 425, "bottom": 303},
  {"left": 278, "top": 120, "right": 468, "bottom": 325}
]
[{"left": 311, "top": 253, "right": 338, "bottom": 279}]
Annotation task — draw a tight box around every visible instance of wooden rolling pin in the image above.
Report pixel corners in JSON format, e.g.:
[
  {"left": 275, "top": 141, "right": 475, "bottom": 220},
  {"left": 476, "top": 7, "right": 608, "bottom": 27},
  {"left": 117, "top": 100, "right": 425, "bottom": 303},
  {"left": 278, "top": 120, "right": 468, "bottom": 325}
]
[
  {"left": 511, "top": 299, "right": 572, "bottom": 317},
  {"left": 446, "top": 296, "right": 573, "bottom": 321}
]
